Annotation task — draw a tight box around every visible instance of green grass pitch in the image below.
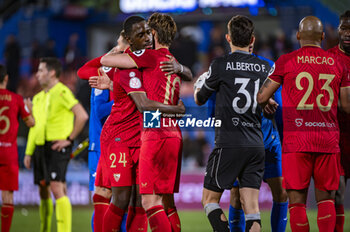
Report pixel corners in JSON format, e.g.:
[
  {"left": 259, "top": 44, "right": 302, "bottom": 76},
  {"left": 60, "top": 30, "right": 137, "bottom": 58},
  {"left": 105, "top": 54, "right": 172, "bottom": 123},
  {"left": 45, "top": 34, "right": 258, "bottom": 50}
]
[{"left": 10, "top": 206, "right": 350, "bottom": 231}]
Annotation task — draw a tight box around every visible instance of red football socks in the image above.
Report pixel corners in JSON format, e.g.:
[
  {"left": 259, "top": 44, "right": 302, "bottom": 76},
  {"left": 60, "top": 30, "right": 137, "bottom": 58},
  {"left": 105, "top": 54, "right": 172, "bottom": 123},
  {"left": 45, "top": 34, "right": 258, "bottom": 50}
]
[
  {"left": 127, "top": 206, "right": 148, "bottom": 232},
  {"left": 166, "top": 207, "right": 181, "bottom": 232},
  {"left": 146, "top": 205, "right": 172, "bottom": 232},
  {"left": 335, "top": 204, "right": 345, "bottom": 232},
  {"left": 1, "top": 204, "right": 14, "bottom": 232},
  {"left": 317, "top": 200, "right": 336, "bottom": 232},
  {"left": 102, "top": 203, "right": 125, "bottom": 232},
  {"left": 289, "top": 203, "right": 309, "bottom": 232},
  {"left": 93, "top": 194, "right": 110, "bottom": 232}
]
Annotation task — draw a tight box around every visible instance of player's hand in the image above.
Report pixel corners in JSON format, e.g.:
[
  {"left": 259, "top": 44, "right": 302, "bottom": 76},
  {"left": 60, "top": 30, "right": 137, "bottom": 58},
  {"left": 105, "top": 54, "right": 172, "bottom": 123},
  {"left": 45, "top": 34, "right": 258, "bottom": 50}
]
[
  {"left": 264, "top": 98, "right": 278, "bottom": 115},
  {"left": 51, "top": 140, "right": 71, "bottom": 152},
  {"left": 24, "top": 155, "right": 31, "bottom": 169},
  {"left": 176, "top": 99, "right": 186, "bottom": 114},
  {"left": 160, "top": 55, "right": 181, "bottom": 75},
  {"left": 24, "top": 98, "right": 33, "bottom": 114},
  {"left": 88, "top": 69, "right": 111, "bottom": 90}
]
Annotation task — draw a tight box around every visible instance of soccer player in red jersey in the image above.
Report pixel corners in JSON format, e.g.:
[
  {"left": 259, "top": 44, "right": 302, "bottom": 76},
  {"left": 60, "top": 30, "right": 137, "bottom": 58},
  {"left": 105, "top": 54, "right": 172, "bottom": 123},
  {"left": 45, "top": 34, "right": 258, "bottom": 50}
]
[
  {"left": 257, "top": 16, "right": 350, "bottom": 232},
  {"left": 89, "top": 16, "right": 187, "bottom": 232},
  {"left": 0, "top": 64, "right": 35, "bottom": 232},
  {"left": 328, "top": 10, "right": 350, "bottom": 232},
  {"left": 101, "top": 13, "right": 192, "bottom": 232}
]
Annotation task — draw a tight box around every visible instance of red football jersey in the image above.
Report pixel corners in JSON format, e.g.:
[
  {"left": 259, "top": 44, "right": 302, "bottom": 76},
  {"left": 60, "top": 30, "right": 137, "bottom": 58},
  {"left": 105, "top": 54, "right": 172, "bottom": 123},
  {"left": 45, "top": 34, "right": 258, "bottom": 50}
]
[
  {"left": 0, "top": 89, "right": 30, "bottom": 164},
  {"left": 127, "top": 48, "right": 182, "bottom": 141},
  {"left": 328, "top": 45, "right": 350, "bottom": 153},
  {"left": 268, "top": 46, "right": 350, "bottom": 153},
  {"left": 100, "top": 68, "right": 145, "bottom": 147}
]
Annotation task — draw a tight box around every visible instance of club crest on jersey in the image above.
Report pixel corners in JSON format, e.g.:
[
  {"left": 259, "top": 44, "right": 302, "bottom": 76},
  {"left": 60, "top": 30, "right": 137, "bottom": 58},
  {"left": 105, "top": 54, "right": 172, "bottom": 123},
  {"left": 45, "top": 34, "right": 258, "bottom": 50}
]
[
  {"left": 101, "top": 66, "right": 112, "bottom": 73},
  {"left": 129, "top": 77, "right": 142, "bottom": 89},
  {"left": 132, "top": 49, "right": 145, "bottom": 57},
  {"left": 113, "top": 173, "right": 121, "bottom": 182},
  {"left": 143, "top": 109, "right": 161, "bottom": 128}
]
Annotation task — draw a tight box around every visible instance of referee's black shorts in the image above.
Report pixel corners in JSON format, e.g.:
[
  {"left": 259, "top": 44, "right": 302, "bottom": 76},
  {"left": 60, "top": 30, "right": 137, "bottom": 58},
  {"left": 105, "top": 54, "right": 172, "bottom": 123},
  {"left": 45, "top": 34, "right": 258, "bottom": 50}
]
[
  {"left": 33, "top": 141, "right": 72, "bottom": 186},
  {"left": 204, "top": 146, "right": 265, "bottom": 192}
]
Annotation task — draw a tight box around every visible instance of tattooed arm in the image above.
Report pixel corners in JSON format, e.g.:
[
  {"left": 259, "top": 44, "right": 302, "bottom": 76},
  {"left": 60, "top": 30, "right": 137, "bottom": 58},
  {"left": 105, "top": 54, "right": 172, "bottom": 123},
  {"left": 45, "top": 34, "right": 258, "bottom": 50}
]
[{"left": 257, "top": 78, "right": 280, "bottom": 108}]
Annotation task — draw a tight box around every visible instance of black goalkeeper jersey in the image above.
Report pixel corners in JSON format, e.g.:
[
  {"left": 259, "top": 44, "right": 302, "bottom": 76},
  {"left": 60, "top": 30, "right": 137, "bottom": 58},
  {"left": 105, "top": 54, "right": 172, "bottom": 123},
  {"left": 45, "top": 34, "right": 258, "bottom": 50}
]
[{"left": 198, "top": 50, "right": 271, "bottom": 148}]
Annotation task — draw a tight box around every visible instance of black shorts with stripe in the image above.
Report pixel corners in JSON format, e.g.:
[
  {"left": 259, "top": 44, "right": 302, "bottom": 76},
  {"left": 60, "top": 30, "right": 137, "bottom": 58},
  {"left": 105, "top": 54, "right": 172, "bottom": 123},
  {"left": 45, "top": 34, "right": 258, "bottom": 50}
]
[
  {"left": 33, "top": 142, "right": 72, "bottom": 185},
  {"left": 204, "top": 146, "right": 265, "bottom": 192}
]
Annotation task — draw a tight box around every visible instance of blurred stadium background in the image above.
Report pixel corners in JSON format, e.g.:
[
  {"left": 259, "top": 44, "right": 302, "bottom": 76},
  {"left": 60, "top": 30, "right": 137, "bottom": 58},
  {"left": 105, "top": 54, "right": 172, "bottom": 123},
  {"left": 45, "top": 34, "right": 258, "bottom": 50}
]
[{"left": 0, "top": 0, "right": 350, "bottom": 231}]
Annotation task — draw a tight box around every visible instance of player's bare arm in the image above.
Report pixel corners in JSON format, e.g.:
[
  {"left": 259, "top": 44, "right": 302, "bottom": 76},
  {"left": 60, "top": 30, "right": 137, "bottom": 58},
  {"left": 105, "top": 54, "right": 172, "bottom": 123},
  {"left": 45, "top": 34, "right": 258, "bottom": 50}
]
[
  {"left": 129, "top": 92, "right": 185, "bottom": 114},
  {"left": 101, "top": 52, "right": 136, "bottom": 69},
  {"left": 340, "top": 86, "right": 350, "bottom": 113},
  {"left": 51, "top": 103, "right": 88, "bottom": 151},
  {"left": 160, "top": 55, "right": 193, "bottom": 81},
  {"left": 23, "top": 98, "right": 35, "bottom": 127},
  {"left": 257, "top": 78, "right": 280, "bottom": 108}
]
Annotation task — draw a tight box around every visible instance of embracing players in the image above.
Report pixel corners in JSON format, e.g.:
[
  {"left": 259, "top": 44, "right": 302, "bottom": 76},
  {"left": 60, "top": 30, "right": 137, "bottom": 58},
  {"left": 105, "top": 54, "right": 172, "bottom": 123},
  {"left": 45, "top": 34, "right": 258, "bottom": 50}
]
[{"left": 258, "top": 16, "right": 350, "bottom": 232}]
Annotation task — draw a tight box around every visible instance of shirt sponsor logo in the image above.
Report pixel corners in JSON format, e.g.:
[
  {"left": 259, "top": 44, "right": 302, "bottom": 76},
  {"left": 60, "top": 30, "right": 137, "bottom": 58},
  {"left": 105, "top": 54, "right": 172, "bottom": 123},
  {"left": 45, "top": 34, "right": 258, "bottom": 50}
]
[
  {"left": 231, "top": 117, "right": 260, "bottom": 128},
  {"left": 295, "top": 118, "right": 336, "bottom": 128}
]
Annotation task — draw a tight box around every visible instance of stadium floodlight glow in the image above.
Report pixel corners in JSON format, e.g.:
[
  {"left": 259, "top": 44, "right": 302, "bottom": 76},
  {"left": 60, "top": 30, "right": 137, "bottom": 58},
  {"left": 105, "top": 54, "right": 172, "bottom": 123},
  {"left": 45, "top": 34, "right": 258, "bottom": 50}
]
[
  {"left": 119, "top": 0, "right": 197, "bottom": 13},
  {"left": 199, "top": 0, "right": 264, "bottom": 8},
  {"left": 119, "top": 0, "right": 264, "bottom": 13}
]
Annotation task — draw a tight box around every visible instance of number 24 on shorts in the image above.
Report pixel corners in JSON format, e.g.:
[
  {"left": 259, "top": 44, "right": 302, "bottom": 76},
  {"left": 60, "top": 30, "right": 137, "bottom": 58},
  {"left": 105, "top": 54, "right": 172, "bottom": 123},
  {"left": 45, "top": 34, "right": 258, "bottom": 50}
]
[{"left": 109, "top": 152, "right": 127, "bottom": 168}]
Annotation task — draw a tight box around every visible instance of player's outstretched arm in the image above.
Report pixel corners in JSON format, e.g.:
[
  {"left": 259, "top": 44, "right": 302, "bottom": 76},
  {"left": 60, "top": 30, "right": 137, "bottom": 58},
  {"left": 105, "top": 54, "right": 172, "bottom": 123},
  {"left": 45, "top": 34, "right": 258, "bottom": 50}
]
[
  {"left": 101, "top": 53, "right": 136, "bottom": 69},
  {"left": 340, "top": 87, "right": 350, "bottom": 113},
  {"left": 129, "top": 92, "right": 185, "bottom": 114},
  {"left": 160, "top": 55, "right": 193, "bottom": 81}
]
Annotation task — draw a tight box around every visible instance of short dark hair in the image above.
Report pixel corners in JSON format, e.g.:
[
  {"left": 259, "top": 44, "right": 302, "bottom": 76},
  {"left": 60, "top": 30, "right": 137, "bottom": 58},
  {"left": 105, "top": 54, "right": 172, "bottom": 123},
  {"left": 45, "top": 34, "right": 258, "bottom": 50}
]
[
  {"left": 123, "top": 16, "right": 145, "bottom": 38},
  {"left": 340, "top": 10, "right": 350, "bottom": 21},
  {"left": 40, "top": 57, "right": 62, "bottom": 78},
  {"left": 227, "top": 15, "right": 254, "bottom": 48},
  {"left": 148, "top": 13, "right": 177, "bottom": 47},
  {"left": 0, "top": 64, "right": 7, "bottom": 83}
]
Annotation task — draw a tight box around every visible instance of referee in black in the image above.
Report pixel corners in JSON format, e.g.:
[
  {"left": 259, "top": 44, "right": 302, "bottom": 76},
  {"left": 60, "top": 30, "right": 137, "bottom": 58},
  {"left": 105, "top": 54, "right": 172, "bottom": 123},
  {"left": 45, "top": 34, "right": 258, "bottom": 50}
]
[{"left": 194, "top": 15, "right": 276, "bottom": 232}]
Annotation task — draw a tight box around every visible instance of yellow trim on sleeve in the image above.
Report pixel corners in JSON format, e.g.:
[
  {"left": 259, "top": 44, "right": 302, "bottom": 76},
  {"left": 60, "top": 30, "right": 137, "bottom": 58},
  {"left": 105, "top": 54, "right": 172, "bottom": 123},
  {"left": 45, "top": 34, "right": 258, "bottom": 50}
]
[
  {"left": 126, "top": 54, "right": 139, "bottom": 69},
  {"left": 127, "top": 91, "right": 146, "bottom": 95},
  {"left": 267, "top": 77, "right": 281, "bottom": 85}
]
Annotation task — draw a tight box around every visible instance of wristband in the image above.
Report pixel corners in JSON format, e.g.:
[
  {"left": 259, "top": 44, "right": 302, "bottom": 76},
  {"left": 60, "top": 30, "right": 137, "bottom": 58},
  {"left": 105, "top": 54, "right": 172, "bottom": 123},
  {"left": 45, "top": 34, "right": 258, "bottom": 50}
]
[
  {"left": 67, "top": 136, "right": 74, "bottom": 143},
  {"left": 180, "top": 64, "right": 184, "bottom": 73}
]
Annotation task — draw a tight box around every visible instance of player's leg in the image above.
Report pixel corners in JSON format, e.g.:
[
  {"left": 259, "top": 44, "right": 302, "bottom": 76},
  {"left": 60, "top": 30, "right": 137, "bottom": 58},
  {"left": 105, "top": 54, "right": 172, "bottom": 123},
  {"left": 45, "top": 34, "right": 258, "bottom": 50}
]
[
  {"left": 264, "top": 148, "right": 288, "bottom": 232},
  {"left": 102, "top": 145, "right": 135, "bottom": 232},
  {"left": 238, "top": 147, "right": 265, "bottom": 232},
  {"left": 265, "top": 177, "right": 288, "bottom": 232},
  {"left": 88, "top": 150, "right": 99, "bottom": 232},
  {"left": 142, "top": 194, "right": 172, "bottom": 232},
  {"left": 1, "top": 191, "right": 14, "bottom": 232},
  {"left": 48, "top": 143, "right": 72, "bottom": 232},
  {"left": 93, "top": 186, "right": 111, "bottom": 232},
  {"left": 163, "top": 194, "right": 181, "bottom": 232},
  {"left": 127, "top": 184, "right": 147, "bottom": 232},
  {"left": 139, "top": 138, "right": 181, "bottom": 232},
  {"left": 287, "top": 189, "right": 309, "bottom": 232},
  {"left": 335, "top": 176, "right": 345, "bottom": 232},
  {"left": 313, "top": 153, "right": 339, "bottom": 232},
  {"left": 0, "top": 163, "right": 18, "bottom": 232},
  {"left": 202, "top": 188, "right": 229, "bottom": 231},
  {"left": 239, "top": 188, "right": 261, "bottom": 232},
  {"left": 282, "top": 152, "right": 313, "bottom": 232},
  {"left": 229, "top": 184, "right": 245, "bottom": 232}
]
